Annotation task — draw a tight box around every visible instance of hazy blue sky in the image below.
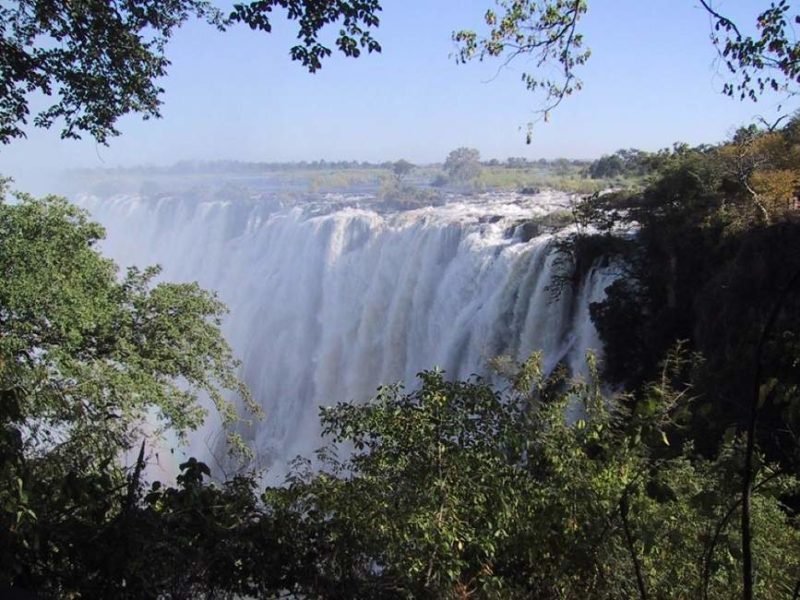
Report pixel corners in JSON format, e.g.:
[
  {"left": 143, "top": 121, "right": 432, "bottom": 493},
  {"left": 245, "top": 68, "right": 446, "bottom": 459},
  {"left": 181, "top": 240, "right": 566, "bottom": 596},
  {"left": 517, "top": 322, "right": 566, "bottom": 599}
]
[{"left": 0, "top": 0, "right": 795, "bottom": 187}]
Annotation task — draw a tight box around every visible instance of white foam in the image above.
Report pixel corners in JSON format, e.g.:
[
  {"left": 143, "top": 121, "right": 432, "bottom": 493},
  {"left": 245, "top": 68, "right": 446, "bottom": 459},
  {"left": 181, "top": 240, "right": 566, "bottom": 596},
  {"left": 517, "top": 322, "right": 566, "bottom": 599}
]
[{"left": 78, "top": 190, "right": 615, "bottom": 478}]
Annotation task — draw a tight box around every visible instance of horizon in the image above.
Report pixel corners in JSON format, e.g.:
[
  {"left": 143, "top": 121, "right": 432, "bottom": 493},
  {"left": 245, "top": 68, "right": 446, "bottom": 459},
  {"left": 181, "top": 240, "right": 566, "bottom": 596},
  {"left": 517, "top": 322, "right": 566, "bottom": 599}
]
[{"left": 1, "top": 0, "right": 796, "bottom": 194}]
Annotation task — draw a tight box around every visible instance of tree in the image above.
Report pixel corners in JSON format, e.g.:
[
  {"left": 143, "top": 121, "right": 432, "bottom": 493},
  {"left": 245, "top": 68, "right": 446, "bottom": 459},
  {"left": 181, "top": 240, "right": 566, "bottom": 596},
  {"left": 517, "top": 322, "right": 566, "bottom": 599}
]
[
  {"left": 257, "top": 353, "right": 800, "bottom": 599},
  {"left": 3, "top": 1, "right": 797, "bottom": 147},
  {"left": 556, "top": 122, "right": 800, "bottom": 600},
  {"left": 0, "top": 189, "right": 255, "bottom": 455},
  {"left": 391, "top": 158, "right": 415, "bottom": 181},
  {"left": 0, "top": 0, "right": 382, "bottom": 145},
  {"left": 453, "top": 0, "right": 589, "bottom": 129},
  {"left": 443, "top": 147, "right": 482, "bottom": 184},
  {"left": 589, "top": 154, "right": 626, "bottom": 179},
  {"left": 700, "top": 0, "right": 800, "bottom": 102},
  {"left": 588, "top": 149, "right": 656, "bottom": 180},
  {"left": 0, "top": 186, "right": 257, "bottom": 591},
  {"left": 717, "top": 125, "right": 800, "bottom": 223},
  {"left": 453, "top": 1, "right": 799, "bottom": 138}
]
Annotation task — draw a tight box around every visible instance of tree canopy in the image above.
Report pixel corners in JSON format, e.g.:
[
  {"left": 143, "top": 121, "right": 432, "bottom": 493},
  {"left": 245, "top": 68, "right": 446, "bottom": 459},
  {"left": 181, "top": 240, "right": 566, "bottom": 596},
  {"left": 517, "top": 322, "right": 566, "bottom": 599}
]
[
  {"left": 6, "top": 350, "right": 799, "bottom": 598},
  {"left": 2, "top": 1, "right": 797, "bottom": 147},
  {"left": 391, "top": 159, "right": 414, "bottom": 181},
  {"left": 0, "top": 188, "right": 255, "bottom": 458},
  {"left": 0, "top": 185, "right": 259, "bottom": 595},
  {"left": 453, "top": 1, "right": 800, "bottom": 137},
  {"left": 0, "top": 0, "right": 381, "bottom": 145},
  {"left": 443, "top": 147, "right": 482, "bottom": 185}
]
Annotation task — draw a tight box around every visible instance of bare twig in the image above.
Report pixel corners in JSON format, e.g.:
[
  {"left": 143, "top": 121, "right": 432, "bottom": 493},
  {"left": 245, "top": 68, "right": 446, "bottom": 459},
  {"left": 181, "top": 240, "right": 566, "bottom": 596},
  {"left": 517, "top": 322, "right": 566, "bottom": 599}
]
[{"left": 697, "top": 0, "right": 742, "bottom": 39}]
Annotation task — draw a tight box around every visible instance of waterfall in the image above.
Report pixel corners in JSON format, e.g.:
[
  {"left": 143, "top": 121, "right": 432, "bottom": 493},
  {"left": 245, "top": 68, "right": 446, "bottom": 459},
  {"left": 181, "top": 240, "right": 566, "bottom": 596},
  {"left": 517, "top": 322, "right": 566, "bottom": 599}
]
[{"left": 77, "top": 188, "right": 615, "bottom": 478}]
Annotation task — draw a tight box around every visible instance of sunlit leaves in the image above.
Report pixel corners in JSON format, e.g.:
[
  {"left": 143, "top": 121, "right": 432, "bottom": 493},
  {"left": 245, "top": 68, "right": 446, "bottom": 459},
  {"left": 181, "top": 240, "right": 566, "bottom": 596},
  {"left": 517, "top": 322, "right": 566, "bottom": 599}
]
[
  {"left": 260, "top": 352, "right": 800, "bottom": 598},
  {"left": 0, "top": 188, "right": 255, "bottom": 466}
]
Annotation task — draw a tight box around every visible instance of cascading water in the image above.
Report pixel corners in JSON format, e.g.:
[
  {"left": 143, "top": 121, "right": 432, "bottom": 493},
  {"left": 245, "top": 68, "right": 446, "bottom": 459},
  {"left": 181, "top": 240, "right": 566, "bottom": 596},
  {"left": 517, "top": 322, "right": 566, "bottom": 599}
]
[{"left": 77, "top": 187, "right": 615, "bottom": 478}]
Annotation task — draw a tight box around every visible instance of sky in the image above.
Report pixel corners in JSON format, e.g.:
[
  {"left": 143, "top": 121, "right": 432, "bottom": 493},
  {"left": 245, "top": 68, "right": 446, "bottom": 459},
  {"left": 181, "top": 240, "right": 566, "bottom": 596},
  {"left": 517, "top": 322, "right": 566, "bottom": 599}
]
[{"left": 0, "top": 0, "right": 795, "bottom": 190}]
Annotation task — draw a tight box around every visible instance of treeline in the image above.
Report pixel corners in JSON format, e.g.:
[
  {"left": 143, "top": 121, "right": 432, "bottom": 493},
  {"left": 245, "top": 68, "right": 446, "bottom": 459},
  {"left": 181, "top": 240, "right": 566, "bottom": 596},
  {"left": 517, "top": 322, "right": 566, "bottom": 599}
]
[
  {"left": 70, "top": 156, "right": 595, "bottom": 178},
  {"left": 483, "top": 157, "right": 590, "bottom": 169},
  {"left": 584, "top": 144, "right": 715, "bottom": 180},
  {"left": 71, "top": 159, "right": 402, "bottom": 177}
]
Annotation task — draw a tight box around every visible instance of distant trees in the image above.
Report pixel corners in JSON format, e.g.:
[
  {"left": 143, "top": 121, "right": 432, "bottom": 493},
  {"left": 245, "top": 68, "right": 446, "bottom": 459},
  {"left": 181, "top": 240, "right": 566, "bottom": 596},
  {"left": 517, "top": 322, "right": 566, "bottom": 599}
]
[
  {"left": 586, "top": 147, "right": 699, "bottom": 180},
  {"left": 442, "top": 147, "right": 483, "bottom": 186},
  {"left": 391, "top": 159, "right": 415, "bottom": 181},
  {"left": 589, "top": 154, "right": 625, "bottom": 179},
  {"left": 589, "top": 148, "right": 651, "bottom": 179},
  {"left": 505, "top": 157, "right": 529, "bottom": 168}
]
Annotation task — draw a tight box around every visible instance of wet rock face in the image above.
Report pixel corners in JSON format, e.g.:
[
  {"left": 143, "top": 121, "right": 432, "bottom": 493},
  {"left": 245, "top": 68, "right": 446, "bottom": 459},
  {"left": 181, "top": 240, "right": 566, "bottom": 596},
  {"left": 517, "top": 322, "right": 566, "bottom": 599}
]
[
  {"left": 519, "top": 186, "right": 541, "bottom": 196},
  {"left": 518, "top": 221, "right": 541, "bottom": 242}
]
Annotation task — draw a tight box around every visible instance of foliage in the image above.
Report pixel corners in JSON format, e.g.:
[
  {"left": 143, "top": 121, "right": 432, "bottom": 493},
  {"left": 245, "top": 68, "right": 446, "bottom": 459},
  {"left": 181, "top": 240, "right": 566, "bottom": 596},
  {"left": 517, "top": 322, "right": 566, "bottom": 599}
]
[
  {"left": 0, "top": 189, "right": 255, "bottom": 593},
  {"left": 442, "top": 147, "right": 483, "bottom": 188},
  {"left": 716, "top": 123, "right": 800, "bottom": 224},
  {"left": 391, "top": 159, "right": 415, "bottom": 181},
  {"left": 587, "top": 147, "right": 670, "bottom": 180},
  {"left": 549, "top": 127, "right": 800, "bottom": 598},
  {"left": 0, "top": 0, "right": 382, "bottom": 145},
  {"left": 557, "top": 120, "right": 800, "bottom": 467},
  {"left": 453, "top": 0, "right": 589, "bottom": 134},
  {"left": 229, "top": 0, "right": 381, "bottom": 71},
  {"left": 148, "top": 355, "right": 800, "bottom": 599},
  {"left": 701, "top": 0, "right": 800, "bottom": 101},
  {"left": 4, "top": 314, "right": 800, "bottom": 599},
  {"left": 2, "top": 446, "right": 271, "bottom": 598},
  {"left": 454, "top": 1, "right": 799, "bottom": 132}
]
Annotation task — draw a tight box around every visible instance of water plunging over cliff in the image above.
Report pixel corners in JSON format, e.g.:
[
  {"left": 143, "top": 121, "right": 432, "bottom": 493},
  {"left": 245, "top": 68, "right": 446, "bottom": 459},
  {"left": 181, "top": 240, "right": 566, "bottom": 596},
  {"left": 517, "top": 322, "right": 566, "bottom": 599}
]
[{"left": 79, "top": 189, "right": 614, "bottom": 476}]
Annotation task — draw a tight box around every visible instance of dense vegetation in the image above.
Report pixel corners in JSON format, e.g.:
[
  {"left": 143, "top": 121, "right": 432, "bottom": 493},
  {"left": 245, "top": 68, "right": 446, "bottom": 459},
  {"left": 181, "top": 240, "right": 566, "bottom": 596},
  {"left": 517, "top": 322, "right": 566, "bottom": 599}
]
[
  {"left": 2, "top": 118, "right": 800, "bottom": 599},
  {"left": 3, "top": 1, "right": 800, "bottom": 597},
  {"left": 562, "top": 119, "right": 800, "bottom": 459},
  {"left": 0, "top": 183, "right": 257, "bottom": 596}
]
